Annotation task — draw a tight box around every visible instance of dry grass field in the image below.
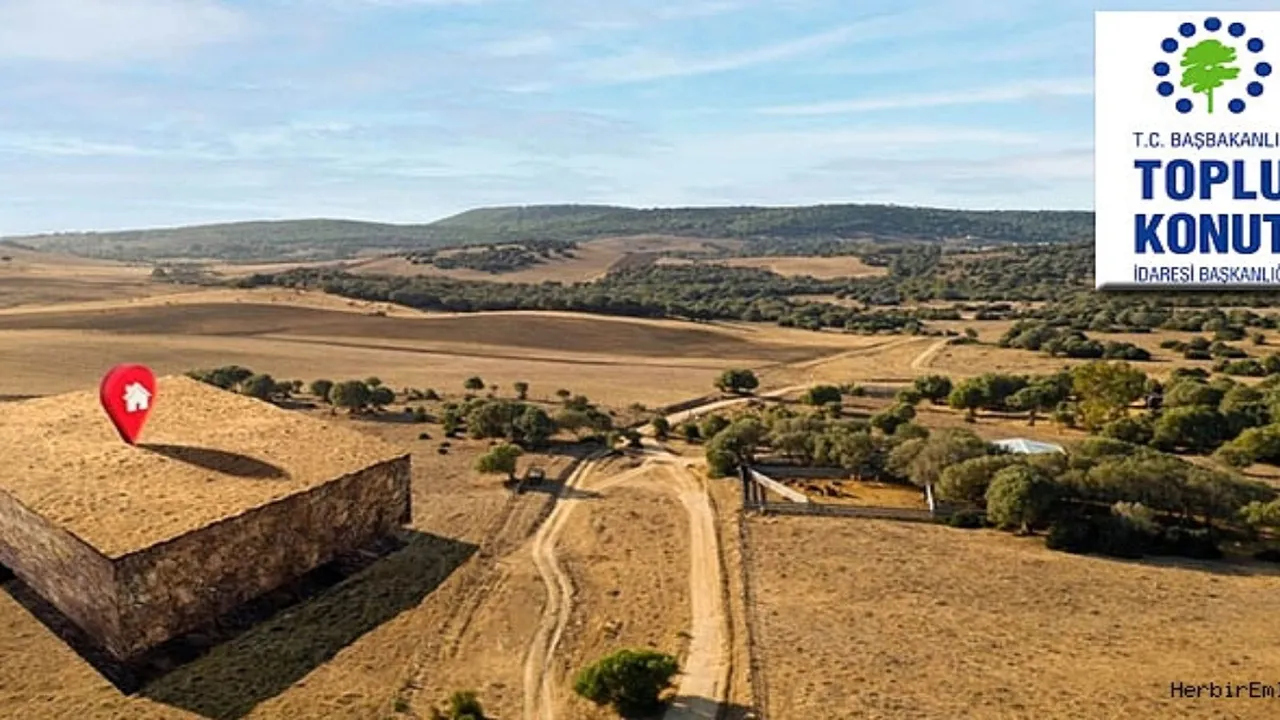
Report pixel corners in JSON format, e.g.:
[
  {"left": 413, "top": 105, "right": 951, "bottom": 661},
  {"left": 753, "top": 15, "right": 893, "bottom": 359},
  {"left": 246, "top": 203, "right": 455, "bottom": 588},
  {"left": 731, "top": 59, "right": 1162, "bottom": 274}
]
[
  {"left": 8, "top": 250, "right": 1280, "bottom": 720},
  {"left": 747, "top": 516, "right": 1280, "bottom": 719},
  {"left": 656, "top": 256, "right": 887, "bottom": 279}
]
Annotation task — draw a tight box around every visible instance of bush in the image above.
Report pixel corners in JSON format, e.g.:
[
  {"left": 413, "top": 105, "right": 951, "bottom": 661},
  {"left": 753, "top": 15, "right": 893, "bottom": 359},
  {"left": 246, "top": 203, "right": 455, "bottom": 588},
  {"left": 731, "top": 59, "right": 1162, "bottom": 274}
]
[
  {"left": 429, "top": 690, "right": 488, "bottom": 720},
  {"left": 1045, "top": 514, "right": 1151, "bottom": 559},
  {"left": 1152, "top": 526, "right": 1222, "bottom": 559},
  {"left": 945, "top": 509, "right": 985, "bottom": 529},
  {"left": 1046, "top": 518, "right": 1095, "bottom": 554},
  {"left": 573, "top": 649, "right": 680, "bottom": 717},
  {"left": 1092, "top": 515, "right": 1149, "bottom": 559}
]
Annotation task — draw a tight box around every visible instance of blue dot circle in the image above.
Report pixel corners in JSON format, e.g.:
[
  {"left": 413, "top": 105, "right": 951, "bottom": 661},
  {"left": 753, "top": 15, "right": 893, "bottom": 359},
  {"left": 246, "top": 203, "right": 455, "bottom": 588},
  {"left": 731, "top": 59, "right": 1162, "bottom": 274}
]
[
  {"left": 1248, "top": 38, "right": 1264, "bottom": 52},
  {"left": 1230, "top": 22, "right": 1246, "bottom": 37},
  {"left": 1176, "top": 98, "right": 1193, "bottom": 113},
  {"left": 1161, "top": 37, "right": 1179, "bottom": 52},
  {"left": 1179, "top": 22, "right": 1197, "bottom": 37},
  {"left": 1229, "top": 98, "right": 1246, "bottom": 113},
  {"left": 1154, "top": 61, "right": 1170, "bottom": 76},
  {"left": 1157, "top": 81, "right": 1175, "bottom": 96},
  {"left": 1259, "top": 62, "right": 1273, "bottom": 77},
  {"left": 1205, "top": 17, "right": 1222, "bottom": 31},
  {"left": 1248, "top": 81, "right": 1264, "bottom": 97}
]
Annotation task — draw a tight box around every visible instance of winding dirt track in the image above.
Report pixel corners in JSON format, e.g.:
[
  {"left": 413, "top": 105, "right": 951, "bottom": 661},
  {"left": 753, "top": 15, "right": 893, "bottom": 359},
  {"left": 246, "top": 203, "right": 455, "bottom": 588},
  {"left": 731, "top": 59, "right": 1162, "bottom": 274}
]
[
  {"left": 520, "top": 336, "right": 946, "bottom": 719},
  {"left": 522, "top": 453, "right": 729, "bottom": 720}
]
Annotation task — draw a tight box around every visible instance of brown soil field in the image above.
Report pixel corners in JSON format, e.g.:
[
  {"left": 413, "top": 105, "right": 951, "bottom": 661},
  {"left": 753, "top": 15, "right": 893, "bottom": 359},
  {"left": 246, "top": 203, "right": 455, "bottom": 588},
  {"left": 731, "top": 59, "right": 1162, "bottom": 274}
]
[
  {"left": 785, "top": 479, "right": 929, "bottom": 507},
  {"left": 748, "top": 516, "right": 1280, "bottom": 719},
  {"left": 0, "top": 291, "right": 887, "bottom": 408},
  {"left": 308, "top": 235, "right": 743, "bottom": 284},
  {"left": 0, "top": 246, "right": 182, "bottom": 309},
  {"left": 0, "top": 376, "right": 404, "bottom": 557},
  {"left": 720, "top": 256, "right": 888, "bottom": 279}
]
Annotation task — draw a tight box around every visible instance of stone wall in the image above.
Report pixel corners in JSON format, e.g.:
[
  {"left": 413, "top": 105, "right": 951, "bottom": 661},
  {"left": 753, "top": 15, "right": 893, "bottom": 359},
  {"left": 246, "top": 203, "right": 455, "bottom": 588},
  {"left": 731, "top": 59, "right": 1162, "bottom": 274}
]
[
  {"left": 112, "top": 454, "right": 411, "bottom": 658},
  {"left": 0, "top": 488, "right": 119, "bottom": 650}
]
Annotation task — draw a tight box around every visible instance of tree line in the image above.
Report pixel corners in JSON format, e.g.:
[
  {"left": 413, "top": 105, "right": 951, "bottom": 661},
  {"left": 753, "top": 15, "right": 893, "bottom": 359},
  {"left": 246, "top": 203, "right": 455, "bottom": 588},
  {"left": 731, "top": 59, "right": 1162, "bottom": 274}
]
[{"left": 685, "top": 369, "right": 1280, "bottom": 561}]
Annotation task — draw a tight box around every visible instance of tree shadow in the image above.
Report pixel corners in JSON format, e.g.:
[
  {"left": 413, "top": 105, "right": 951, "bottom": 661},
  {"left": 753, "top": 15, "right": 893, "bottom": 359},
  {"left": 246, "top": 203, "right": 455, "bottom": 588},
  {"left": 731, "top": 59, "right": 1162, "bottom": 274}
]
[
  {"left": 514, "top": 481, "right": 603, "bottom": 500},
  {"left": 1084, "top": 551, "right": 1280, "bottom": 578},
  {"left": 632, "top": 698, "right": 760, "bottom": 720},
  {"left": 2, "top": 530, "right": 477, "bottom": 719},
  {"left": 139, "top": 444, "right": 288, "bottom": 480}
]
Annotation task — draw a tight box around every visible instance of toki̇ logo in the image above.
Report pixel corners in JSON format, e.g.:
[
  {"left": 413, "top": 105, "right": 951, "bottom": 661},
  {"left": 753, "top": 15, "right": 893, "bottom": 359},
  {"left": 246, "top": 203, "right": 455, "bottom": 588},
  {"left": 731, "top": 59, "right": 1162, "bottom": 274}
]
[{"left": 1153, "top": 16, "right": 1271, "bottom": 114}]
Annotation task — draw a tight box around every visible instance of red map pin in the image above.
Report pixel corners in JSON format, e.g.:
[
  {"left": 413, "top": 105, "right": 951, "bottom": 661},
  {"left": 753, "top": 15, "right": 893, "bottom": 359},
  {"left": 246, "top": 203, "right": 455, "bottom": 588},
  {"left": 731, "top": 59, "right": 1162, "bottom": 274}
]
[{"left": 99, "top": 364, "right": 157, "bottom": 445}]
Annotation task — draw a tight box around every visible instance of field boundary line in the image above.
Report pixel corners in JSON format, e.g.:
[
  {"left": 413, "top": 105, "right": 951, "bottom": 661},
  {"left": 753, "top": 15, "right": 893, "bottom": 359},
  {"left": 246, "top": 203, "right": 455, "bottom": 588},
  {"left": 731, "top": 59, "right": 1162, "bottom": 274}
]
[{"left": 737, "top": 508, "right": 769, "bottom": 720}]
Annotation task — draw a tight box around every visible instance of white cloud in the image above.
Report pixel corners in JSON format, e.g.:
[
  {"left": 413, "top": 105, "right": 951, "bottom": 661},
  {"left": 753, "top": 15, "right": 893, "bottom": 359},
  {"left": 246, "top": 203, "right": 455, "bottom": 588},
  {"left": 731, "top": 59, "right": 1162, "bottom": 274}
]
[
  {"left": 0, "top": 0, "right": 248, "bottom": 63},
  {"left": 759, "top": 78, "right": 1094, "bottom": 115}
]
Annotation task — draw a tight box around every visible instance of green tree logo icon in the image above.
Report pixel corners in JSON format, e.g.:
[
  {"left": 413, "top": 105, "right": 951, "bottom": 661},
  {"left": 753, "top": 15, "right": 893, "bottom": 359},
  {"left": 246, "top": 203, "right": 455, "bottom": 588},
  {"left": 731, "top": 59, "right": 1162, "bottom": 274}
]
[{"left": 1180, "top": 39, "right": 1240, "bottom": 113}]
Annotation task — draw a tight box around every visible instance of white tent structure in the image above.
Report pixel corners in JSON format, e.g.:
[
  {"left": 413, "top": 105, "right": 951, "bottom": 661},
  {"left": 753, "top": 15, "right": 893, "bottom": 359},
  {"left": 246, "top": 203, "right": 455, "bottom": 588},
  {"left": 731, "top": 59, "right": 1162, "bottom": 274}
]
[{"left": 992, "top": 438, "right": 1066, "bottom": 455}]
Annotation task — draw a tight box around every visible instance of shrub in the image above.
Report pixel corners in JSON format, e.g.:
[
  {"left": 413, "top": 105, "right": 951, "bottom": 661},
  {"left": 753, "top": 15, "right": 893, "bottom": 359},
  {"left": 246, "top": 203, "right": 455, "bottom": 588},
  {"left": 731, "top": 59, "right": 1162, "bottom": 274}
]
[
  {"left": 573, "top": 649, "right": 680, "bottom": 717},
  {"left": 945, "top": 509, "right": 985, "bottom": 529},
  {"left": 1153, "top": 527, "right": 1222, "bottom": 559},
  {"left": 1046, "top": 518, "right": 1095, "bottom": 554},
  {"left": 429, "top": 690, "right": 488, "bottom": 720},
  {"left": 678, "top": 422, "right": 700, "bottom": 442}
]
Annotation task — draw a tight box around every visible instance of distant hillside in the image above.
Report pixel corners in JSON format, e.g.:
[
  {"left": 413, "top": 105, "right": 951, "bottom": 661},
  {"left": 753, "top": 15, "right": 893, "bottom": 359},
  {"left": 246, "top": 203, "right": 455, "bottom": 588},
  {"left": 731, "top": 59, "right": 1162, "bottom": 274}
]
[{"left": 6, "top": 203, "right": 1093, "bottom": 262}]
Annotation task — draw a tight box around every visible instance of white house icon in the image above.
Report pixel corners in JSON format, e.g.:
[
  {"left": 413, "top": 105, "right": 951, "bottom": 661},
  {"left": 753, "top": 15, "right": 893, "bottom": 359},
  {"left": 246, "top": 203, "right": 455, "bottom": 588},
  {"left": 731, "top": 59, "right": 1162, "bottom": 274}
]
[{"left": 122, "top": 382, "right": 151, "bottom": 413}]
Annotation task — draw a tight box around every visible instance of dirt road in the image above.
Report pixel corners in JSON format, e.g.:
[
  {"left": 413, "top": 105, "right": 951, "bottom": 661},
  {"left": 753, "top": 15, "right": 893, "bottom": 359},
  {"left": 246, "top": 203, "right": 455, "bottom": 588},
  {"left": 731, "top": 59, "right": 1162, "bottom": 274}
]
[{"left": 522, "top": 452, "right": 729, "bottom": 720}]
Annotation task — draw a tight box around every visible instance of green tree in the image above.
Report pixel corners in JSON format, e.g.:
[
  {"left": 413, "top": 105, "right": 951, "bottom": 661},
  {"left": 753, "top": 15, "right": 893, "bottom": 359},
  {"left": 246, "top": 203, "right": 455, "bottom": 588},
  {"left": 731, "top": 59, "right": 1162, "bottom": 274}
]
[
  {"left": 475, "top": 444, "right": 521, "bottom": 481},
  {"left": 802, "top": 384, "right": 843, "bottom": 406},
  {"left": 370, "top": 385, "right": 395, "bottom": 409},
  {"left": 901, "top": 428, "right": 990, "bottom": 488},
  {"left": 947, "top": 380, "right": 986, "bottom": 422},
  {"left": 913, "top": 374, "right": 953, "bottom": 404},
  {"left": 554, "top": 408, "right": 593, "bottom": 440},
  {"left": 1181, "top": 38, "right": 1240, "bottom": 114},
  {"left": 513, "top": 381, "right": 530, "bottom": 400},
  {"left": 679, "top": 422, "right": 701, "bottom": 442},
  {"left": 699, "top": 414, "right": 731, "bottom": 440},
  {"left": 936, "top": 455, "right": 1024, "bottom": 506},
  {"left": 811, "top": 425, "right": 879, "bottom": 478},
  {"left": 467, "top": 400, "right": 522, "bottom": 440},
  {"left": 309, "top": 379, "right": 334, "bottom": 402},
  {"left": 705, "top": 418, "right": 764, "bottom": 477},
  {"left": 365, "top": 376, "right": 382, "bottom": 388},
  {"left": 556, "top": 388, "right": 572, "bottom": 403},
  {"left": 652, "top": 416, "right": 671, "bottom": 441},
  {"left": 514, "top": 405, "right": 555, "bottom": 448},
  {"left": 985, "top": 464, "right": 1058, "bottom": 534},
  {"left": 1071, "top": 361, "right": 1147, "bottom": 431},
  {"left": 1151, "top": 405, "right": 1226, "bottom": 453},
  {"left": 573, "top": 649, "right": 680, "bottom": 717},
  {"left": 241, "top": 373, "right": 277, "bottom": 401},
  {"left": 1008, "top": 385, "right": 1052, "bottom": 426},
  {"left": 442, "top": 405, "right": 463, "bottom": 437},
  {"left": 464, "top": 376, "right": 485, "bottom": 393},
  {"left": 715, "top": 368, "right": 760, "bottom": 394},
  {"left": 329, "top": 380, "right": 372, "bottom": 413}
]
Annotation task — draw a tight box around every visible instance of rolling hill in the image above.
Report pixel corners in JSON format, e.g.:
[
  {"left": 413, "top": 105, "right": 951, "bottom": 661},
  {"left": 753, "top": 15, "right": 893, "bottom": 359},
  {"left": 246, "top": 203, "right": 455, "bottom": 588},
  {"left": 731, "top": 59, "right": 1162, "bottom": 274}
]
[{"left": 5, "top": 203, "right": 1094, "bottom": 262}]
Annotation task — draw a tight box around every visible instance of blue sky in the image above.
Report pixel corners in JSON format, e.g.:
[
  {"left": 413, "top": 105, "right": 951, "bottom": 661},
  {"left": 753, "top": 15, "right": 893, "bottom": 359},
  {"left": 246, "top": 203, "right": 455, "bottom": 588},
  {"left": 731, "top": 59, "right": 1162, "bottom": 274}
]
[{"left": 0, "top": 0, "right": 1262, "bottom": 234}]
